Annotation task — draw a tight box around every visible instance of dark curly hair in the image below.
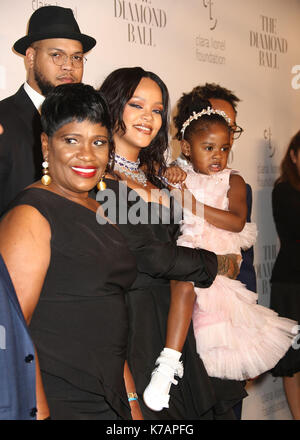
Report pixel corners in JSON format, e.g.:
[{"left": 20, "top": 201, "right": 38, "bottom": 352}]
[
  {"left": 173, "top": 90, "right": 230, "bottom": 142},
  {"left": 99, "top": 67, "right": 169, "bottom": 181},
  {"left": 191, "top": 83, "right": 240, "bottom": 112},
  {"left": 275, "top": 130, "right": 300, "bottom": 191}
]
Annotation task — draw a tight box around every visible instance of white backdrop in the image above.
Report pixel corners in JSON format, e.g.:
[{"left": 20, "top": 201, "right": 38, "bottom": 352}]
[{"left": 1, "top": 0, "right": 300, "bottom": 420}]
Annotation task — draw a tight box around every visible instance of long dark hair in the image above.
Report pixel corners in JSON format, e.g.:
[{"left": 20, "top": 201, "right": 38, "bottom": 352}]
[
  {"left": 275, "top": 130, "right": 300, "bottom": 190},
  {"left": 99, "top": 67, "right": 169, "bottom": 180}
]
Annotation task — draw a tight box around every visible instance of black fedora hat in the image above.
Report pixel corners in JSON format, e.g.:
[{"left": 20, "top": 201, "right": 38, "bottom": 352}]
[{"left": 13, "top": 6, "right": 96, "bottom": 55}]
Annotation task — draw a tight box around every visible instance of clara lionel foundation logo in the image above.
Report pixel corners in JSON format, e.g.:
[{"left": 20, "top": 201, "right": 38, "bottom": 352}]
[
  {"left": 113, "top": 0, "right": 167, "bottom": 47},
  {"left": 257, "top": 127, "right": 279, "bottom": 188},
  {"left": 263, "top": 127, "right": 276, "bottom": 159},
  {"left": 202, "top": 0, "right": 217, "bottom": 30},
  {"left": 250, "top": 15, "right": 288, "bottom": 69},
  {"left": 196, "top": 0, "right": 226, "bottom": 65}
]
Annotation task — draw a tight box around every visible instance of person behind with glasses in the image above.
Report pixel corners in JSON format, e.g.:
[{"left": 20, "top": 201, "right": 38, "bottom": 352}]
[{"left": 0, "top": 6, "right": 96, "bottom": 216}]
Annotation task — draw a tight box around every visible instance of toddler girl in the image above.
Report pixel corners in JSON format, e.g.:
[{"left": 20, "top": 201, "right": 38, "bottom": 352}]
[{"left": 143, "top": 93, "right": 297, "bottom": 412}]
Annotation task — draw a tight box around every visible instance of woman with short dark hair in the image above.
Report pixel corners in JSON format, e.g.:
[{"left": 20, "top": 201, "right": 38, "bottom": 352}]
[{"left": 0, "top": 83, "right": 142, "bottom": 420}]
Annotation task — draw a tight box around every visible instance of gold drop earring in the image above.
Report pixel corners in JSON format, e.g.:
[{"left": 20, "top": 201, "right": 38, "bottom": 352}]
[
  {"left": 41, "top": 159, "right": 52, "bottom": 186},
  {"left": 97, "top": 174, "right": 107, "bottom": 191}
]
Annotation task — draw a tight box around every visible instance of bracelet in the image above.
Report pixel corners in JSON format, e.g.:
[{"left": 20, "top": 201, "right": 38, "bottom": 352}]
[{"left": 127, "top": 392, "right": 138, "bottom": 402}]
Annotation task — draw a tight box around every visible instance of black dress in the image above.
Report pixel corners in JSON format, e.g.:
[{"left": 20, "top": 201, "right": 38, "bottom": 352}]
[
  {"left": 98, "top": 179, "right": 247, "bottom": 420},
  {"left": 270, "top": 182, "right": 300, "bottom": 377},
  {"left": 8, "top": 188, "right": 137, "bottom": 420}
]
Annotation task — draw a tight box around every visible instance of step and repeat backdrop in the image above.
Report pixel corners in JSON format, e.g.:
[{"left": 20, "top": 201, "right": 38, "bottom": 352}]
[{"left": 1, "top": 0, "right": 300, "bottom": 420}]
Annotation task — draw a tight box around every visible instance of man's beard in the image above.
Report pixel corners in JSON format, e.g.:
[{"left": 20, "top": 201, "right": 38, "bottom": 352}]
[{"left": 34, "top": 68, "right": 56, "bottom": 97}]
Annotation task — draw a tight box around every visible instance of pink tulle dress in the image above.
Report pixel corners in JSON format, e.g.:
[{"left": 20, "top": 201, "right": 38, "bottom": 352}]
[{"left": 177, "top": 166, "right": 297, "bottom": 380}]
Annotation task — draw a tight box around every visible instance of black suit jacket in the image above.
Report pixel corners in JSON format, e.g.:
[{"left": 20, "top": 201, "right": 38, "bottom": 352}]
[
  {"left": 0, "top": 254, "right": 36, "bottom": 420},
  {"left": 0, "top": 85, "right": 42, "bottom": 215},
  {"left": 237, "top": 183, "right": 257, "bottom": 292}
]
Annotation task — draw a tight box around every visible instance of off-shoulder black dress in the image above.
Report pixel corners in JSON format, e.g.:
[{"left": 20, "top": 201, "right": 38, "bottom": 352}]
[
  {"left": 98, "top": 179, "right": 247, "bottom": 420},
  {"left": 8, "top": 188, "right": 137, "bottom": 420}
]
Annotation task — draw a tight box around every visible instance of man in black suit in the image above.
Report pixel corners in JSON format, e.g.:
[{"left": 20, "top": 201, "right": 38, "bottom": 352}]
[{"left": 0, "top": 6, "right": 96, "bottom": 215}]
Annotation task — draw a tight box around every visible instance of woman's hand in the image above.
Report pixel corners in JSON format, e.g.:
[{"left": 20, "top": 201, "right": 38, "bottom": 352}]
[
  {"left": 123, "top": 361, "right": 144, "bottom": 420},
  {"left": 163, "top": 166, "right": 187, "bottom": 184},
  {"left": 217, "top": 254, "right": 242, "bottom": 279},
  {"left": 129, "top": 400, "right": 144, "bottom": 420}
]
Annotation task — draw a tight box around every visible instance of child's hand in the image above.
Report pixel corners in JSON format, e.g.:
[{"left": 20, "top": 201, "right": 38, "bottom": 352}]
[{"left": 163, "top": 166, "right": 187, "bottom": 184}]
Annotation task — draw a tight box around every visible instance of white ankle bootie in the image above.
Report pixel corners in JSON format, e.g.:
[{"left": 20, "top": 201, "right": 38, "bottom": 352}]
[{"left": 143, "top": 348, "right": 183, "bottom": 412}]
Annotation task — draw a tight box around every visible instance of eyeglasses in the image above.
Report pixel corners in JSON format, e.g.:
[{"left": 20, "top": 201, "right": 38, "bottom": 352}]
[
  {"left": 49, "top": 51, "right": 87, "bottom": 69},
  {"left": 34, "top": 48, "right": 86, "bottom": 69},
  {"left": 230, "top": 125, "right": 244, "bottom": 140}
]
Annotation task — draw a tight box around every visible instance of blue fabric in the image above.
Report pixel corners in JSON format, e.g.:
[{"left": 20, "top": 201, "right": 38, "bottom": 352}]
[
  {"left": 234, "top": 184, "right": 257, "bottom": 419},
  {"left": 237, "top": 184, "right": 257, "bottom": 293},
  {"left": 0, "top": 254, "right": 36, "bottom": 420}
]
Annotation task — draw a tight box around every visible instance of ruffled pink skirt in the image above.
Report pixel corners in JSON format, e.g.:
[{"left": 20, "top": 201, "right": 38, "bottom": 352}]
[{"left": 192, "top": 275, "right": 297, "bottom": 380}]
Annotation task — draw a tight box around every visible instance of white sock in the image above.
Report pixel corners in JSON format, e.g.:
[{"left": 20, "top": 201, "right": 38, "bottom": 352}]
[
  {"left": 150, "top": 348, "right": 182, "bottom": 394},
  {"left": 162, "top": 347, "right": 182, "bottom": 361},
  {"left": 144, "top": 347, "right": 184, "bottom": 411}
]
